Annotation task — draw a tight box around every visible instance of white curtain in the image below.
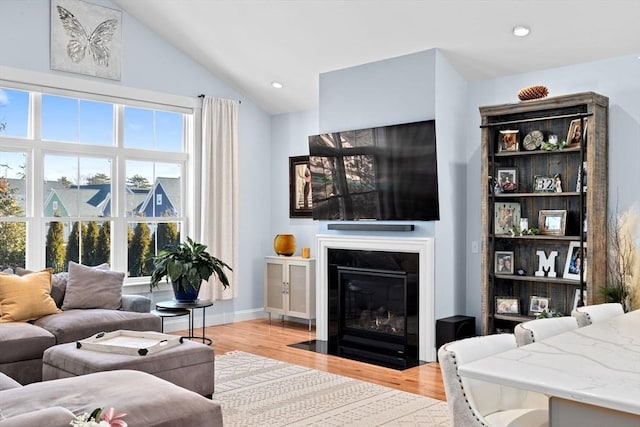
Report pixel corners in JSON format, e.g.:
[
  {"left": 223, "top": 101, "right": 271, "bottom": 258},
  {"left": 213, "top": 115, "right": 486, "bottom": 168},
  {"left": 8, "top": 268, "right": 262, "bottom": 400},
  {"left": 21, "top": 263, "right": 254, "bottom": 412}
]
[{"left": 198, "top": 97, "right": 239, "bottom": 301}]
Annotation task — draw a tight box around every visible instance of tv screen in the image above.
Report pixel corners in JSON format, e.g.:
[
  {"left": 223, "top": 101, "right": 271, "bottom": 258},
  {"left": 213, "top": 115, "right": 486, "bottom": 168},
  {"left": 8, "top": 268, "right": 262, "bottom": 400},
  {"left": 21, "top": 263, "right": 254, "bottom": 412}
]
[{"left": 308, "top": 120, "right": 439, "bottom": 221}]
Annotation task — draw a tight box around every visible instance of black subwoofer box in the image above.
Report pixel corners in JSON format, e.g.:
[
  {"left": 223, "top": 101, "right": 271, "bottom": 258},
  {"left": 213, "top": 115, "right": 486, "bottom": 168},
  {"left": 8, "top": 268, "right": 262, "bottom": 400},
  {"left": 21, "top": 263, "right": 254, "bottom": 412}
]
[{"left": 436, "top": 315, "right": 476, "bottom": 358}]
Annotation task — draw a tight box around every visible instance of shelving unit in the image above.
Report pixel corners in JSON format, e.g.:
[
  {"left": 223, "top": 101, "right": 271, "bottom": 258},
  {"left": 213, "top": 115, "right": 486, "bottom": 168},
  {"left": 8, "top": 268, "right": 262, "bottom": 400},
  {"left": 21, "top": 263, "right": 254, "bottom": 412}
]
[{"left": 480, "top": 92, "right": 608, "bottom": 334}]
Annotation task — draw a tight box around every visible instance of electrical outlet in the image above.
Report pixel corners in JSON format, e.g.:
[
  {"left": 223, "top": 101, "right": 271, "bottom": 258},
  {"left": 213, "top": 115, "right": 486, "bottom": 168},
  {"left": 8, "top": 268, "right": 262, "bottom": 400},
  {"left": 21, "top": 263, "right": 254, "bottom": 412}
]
[{"left": 471, "top": 241, "right": 479, "bottom": 253}]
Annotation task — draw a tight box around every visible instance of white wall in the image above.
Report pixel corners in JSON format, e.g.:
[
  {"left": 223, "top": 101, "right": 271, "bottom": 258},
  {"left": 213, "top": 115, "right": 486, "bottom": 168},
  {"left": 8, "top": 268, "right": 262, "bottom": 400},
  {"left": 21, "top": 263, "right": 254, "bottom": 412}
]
[
  {"left": 0, "top": 0, "right": 273, "bottom": 322},
  {"left": 269, "top": 109, "right": 319, "bottom": 254}
]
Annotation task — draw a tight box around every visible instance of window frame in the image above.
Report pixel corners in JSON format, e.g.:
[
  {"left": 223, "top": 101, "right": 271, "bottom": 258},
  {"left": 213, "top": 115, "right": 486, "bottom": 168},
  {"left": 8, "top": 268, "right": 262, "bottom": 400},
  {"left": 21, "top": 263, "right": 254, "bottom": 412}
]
[{"left": 0, "top": 76, "right": 197, "bottom": 287}]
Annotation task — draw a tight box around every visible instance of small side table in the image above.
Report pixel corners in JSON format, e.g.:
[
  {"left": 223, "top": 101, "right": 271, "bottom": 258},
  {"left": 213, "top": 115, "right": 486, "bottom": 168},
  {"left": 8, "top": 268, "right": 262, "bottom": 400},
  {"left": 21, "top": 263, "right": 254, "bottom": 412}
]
[
  {"left": 151, "top": 308, "right": 190, "bottom": 333},
  {"left": 156, "top": 299, "right": 213, "bottom": 345}
]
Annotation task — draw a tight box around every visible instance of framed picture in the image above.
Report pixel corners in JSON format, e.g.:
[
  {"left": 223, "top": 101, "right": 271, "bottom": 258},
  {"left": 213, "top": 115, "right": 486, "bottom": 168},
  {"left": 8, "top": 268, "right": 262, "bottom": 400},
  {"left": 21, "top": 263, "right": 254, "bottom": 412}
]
[
  {"left": 495, "top": 251, "right": 515, "bottom": 275},
  {"left": 494, "top": 202, "right": 521, "bottom": 235},
  {"left": 566, "top": 118, "right": 588, "bottom": 148},
  {"left": 534, "top": 174, "right": 560, "bottom": 193},
  {"left": 529, "top": 296, "right": 550, "bottom": 316},
  {"left": 497, "top": 168, "right": 518, "bottom": 192},
  {"left": 572, "top": 288, "right": 588, "bottom": 311},
  {"left": 50, "top": 0, "right": 123, "bottom": 80},
  {"left": 289, "top": 156, "right": 312, "bottom": 218},
  {"left": 495, "top": 297, "right": 520, "bottom": 315},
  {"left": 498, "top": 130, "right": 519, "bottom": 152},
  {"left": 538, "top": 209, "right": 567, "bottom": 236},
  {"left": 563, "top": 241, "right": 587, "bottom": 281}
]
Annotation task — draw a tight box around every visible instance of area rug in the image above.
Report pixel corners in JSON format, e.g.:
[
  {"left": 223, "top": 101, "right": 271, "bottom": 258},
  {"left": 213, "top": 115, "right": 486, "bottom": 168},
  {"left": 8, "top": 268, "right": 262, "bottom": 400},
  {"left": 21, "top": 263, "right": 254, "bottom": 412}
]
[{"left": 213, "top": 351, "right": 451, "bottom": 427}]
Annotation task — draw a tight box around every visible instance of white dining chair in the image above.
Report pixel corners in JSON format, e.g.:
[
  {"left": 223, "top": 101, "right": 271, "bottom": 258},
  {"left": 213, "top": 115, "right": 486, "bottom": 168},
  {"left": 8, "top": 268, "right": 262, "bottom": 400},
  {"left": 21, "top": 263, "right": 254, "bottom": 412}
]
[
  {"left": 438, "top": 334, "right": 548, "bottom": 427},
  {"left": 571, "top": 302, "right": 624, "bottom": 327},
  {"left": 514, "top": 316, "right": 579, "bottom": 346}
]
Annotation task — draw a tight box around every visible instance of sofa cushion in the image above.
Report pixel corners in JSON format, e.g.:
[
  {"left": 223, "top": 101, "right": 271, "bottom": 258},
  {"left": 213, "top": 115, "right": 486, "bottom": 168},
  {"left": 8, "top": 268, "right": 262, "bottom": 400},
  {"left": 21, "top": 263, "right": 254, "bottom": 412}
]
[
  {"left": 34, "top": 309, "right": 161, "bottom": 343},
  {"left": 62, "top": 262, "right": 124, "bottom": 310},
  {"left": 0, "top": 270, "right": 61, "bottom": 322},
  {"left": 0, "top": 406, "right": 75, "bottom": 427},
  {"left": 16, "top": 268, "right": 70, "bottom": 309},
  {"left": 0, "top": 372, "right": 23, "bottom": 391},
  {"left": 0, "top": 322, "right": 56, "bottom": 363},
  {"left": 0, "top": 370, "right": 223, "bottom": 427}
]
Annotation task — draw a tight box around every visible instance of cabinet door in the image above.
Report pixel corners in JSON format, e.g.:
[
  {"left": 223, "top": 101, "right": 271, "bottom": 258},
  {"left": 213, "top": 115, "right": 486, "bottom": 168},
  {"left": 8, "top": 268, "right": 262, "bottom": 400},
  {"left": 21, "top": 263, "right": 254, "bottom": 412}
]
[
  {"left": 287, "top": 262, "right": 309, "bottom": 317},
  {"left": 265, "top": 261, "right": 285, "bottom": 313}
]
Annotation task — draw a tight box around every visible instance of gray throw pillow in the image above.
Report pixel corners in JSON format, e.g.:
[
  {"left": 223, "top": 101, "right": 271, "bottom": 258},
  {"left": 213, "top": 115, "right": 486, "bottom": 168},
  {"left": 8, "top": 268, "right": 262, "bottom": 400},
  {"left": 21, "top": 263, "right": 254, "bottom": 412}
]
[{"left": 62, "top": 262, "right": 124, "bottom": 310}]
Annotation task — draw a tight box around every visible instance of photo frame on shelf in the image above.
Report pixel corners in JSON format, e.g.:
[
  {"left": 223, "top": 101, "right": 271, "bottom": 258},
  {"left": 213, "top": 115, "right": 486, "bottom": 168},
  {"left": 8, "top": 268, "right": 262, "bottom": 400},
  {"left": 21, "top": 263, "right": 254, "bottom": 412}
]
[
  {"left": 498, "top": 130, "right": 519, "bottom": 152},
  {"left": 529, "top": 296, "right": 550, "bottom": 316},
  {"left": 563, "top": 241, "right": 587, "bottom": 281},
  {"left": 494, "top": 202, "right": 521, "bottom": 235},
  {"left": 495, "top": 297, "right": 519, "bottom": 315},
  {"left": 566, "top": 118, "right": 588, "bottom": 148},
  {"left": 289, "top": 156, "right": 312, "bottom": 218},
  {"left": 576, "top": 161, "right": 588, "bottom": 192},
  {"left": 495, "top": 251, "right": 515, "bottom": 275},
  {"left": 538, "top": 209, "right": 567, "bottom": 236},
  {"left": 572, "top": 288, "right": 588, "bottom": 311},
  {"left": 497, "top": 168, "right": 518, "bottom": 192}
]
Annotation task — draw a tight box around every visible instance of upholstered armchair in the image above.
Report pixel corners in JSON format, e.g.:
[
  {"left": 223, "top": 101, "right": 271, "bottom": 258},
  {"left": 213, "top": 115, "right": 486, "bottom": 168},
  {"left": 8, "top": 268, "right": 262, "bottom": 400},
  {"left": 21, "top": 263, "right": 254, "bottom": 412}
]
[
  {"left": 571, "top": 302, "right": 624, "bottom": 327},
  {"left": 438, "top": 334, "right": 548, "bottom": 427},
  {"left": 514, "top": 316, "right": 579, "bottom": 346}
]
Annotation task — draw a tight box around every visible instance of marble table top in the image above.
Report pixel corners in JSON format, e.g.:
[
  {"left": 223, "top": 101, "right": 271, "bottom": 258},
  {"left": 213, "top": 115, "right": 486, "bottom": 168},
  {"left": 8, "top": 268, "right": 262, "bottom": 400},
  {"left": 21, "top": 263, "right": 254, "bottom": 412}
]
[{"left": 459, "top": 310, "right": 640, "bottom": 415}]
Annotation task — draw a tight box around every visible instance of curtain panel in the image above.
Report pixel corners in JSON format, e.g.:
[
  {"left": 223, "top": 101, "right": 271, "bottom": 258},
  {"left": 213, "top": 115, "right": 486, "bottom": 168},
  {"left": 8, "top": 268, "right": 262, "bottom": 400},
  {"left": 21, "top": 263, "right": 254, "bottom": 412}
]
[{"left": 199, "top": 97, "right": 239, "bottom": 301}]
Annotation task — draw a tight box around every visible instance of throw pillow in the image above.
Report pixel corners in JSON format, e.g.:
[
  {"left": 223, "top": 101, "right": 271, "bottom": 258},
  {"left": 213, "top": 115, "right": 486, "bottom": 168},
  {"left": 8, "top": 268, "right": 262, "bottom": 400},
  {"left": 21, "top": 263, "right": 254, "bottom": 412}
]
[
  {"left": 17, "top": 264, "right": 108, "bottom": 308},
  {"left": 0, "top": 269, "right": 61, "bottom": 322},
  {"left": 62, "top": 262, "right": 124, "bottom": 310}
]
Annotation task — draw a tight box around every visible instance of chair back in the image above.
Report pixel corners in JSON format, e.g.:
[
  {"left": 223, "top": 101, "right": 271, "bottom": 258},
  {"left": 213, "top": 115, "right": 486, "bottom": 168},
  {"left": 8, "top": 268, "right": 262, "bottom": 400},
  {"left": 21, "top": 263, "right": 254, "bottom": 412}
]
[
  {"left": 438, "top": 334, "right": 548, "bottom": 426},
  {"left": 571, "top": 303, "right": 624, "bottom": 327},
  {"left": 514, "top": 316, "right": 579, "bottom": 346}
]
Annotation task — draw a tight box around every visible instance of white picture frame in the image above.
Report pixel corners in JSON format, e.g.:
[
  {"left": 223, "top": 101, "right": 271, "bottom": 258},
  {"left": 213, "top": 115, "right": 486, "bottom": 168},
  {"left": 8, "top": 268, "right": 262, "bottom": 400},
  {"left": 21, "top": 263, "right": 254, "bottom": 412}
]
[
  {"left": 572, "top": 288, "right": 587, "bottom": 311},
  {"left": 51, "top": 0, "right": 122, "bottom": 80},
  {"left": 529, "top": 296, "right": 550, "bottom": 316},
  {"left": 563, "top": 241, "right": 587, "bottom": 281},
  {"left": 494, "top": 202, "right": 521, "bottom": 235}
]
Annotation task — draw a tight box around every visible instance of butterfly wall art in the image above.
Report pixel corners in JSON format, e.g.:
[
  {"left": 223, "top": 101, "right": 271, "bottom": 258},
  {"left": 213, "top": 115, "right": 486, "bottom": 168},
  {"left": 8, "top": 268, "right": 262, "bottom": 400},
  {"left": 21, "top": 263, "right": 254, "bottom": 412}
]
[{"left": 50, "top": 0, "right": 122, "bottom": 80}]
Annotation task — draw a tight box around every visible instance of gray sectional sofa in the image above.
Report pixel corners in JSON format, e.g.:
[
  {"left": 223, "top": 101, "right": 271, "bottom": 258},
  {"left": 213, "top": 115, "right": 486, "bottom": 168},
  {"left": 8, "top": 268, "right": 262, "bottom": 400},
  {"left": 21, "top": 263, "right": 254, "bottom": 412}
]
[
  {"left": 0, "top": 370, "right": 223, "bottom": 426},
  {"left": 0, "top": 293, "right": 161, "bottom": 385}
]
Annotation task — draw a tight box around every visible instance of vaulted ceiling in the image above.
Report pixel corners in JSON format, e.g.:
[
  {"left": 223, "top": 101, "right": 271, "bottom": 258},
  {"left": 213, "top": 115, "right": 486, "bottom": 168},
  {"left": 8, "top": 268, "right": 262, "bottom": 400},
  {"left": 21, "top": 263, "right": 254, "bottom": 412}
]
[{"left": 113, "top": 0, "right": 640, "bottom": 115}]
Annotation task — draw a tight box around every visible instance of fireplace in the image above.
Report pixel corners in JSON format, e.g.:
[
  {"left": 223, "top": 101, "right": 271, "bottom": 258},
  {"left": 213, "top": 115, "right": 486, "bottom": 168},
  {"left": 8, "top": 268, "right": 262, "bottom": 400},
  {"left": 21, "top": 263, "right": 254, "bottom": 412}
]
[
  {"left": 315, "top": 234, "right": 436, "bottom": 365},
  {"left": 334, "top": 252, "right": 419, "bottom": 366}
]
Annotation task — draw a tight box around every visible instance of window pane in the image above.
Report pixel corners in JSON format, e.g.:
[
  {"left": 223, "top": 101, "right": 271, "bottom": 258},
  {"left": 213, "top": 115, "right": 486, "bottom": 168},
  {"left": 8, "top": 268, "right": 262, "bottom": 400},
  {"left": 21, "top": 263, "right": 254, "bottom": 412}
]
[
  {"left": 79, "top": 100, "right": 113, "bottom": 145},
  {"left": 124, "top": 107, "right": 183, "bottom": 152},
  {"left": 56, "top": 220, "right": 111, "bottom": 271},
  {"left": 124, "top": 107, "right": 153, "bottom": 149},
  {"left": 0, "top": 220, "right": 26, "bottom": 270},
  {"left": 127, "top": 221, "right": 181, "bottom": 278},
  {"left": 44, "top": 155, "right": 112, "bottom": 217},
  {"left": 126, "top": 161, "right": 181, "bottom": 217},
  {"left": 0, "top": 151, "right": 27, "bottom": 218},
  {"left": 155, "top": 111, "right": 182, "bottom": 152},
  {"left": 42, "top": 95, "right": 78, "bottom": 142},
  {"left": 0, "top": 88, "right": 29, "bottom": 138}
]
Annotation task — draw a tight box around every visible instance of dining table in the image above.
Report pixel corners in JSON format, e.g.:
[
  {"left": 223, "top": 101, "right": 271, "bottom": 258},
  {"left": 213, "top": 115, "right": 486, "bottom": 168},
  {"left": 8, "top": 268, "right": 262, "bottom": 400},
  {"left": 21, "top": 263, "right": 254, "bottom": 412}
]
[{"left": 458, "top": 309, "right": 640, "bottom": 427}]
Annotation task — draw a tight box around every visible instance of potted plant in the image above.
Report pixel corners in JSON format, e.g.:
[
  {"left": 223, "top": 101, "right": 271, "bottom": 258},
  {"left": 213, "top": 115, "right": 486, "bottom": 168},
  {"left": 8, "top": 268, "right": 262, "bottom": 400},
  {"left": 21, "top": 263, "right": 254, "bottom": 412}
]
[{"left": 149, "top": 237, "right": 231, "bottom": 303}]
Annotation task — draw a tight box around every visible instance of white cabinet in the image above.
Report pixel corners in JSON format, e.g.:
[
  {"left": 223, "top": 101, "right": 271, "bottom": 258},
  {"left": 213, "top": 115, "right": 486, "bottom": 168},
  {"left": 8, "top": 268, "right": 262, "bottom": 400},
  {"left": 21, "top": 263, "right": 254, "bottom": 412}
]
[{"left": 264, "top": 256, "right": 315, "bottom": 329}]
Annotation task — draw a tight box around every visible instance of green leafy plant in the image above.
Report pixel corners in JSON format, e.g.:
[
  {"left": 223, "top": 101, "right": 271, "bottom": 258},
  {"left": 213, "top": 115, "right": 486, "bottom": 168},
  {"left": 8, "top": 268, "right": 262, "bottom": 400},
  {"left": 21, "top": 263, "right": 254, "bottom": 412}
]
[
  {"left": 535, "top": 309, "right": 563, "bottom": 319},
  {"left": 149, "top": 237, "right": 231, "bottom": 292}
]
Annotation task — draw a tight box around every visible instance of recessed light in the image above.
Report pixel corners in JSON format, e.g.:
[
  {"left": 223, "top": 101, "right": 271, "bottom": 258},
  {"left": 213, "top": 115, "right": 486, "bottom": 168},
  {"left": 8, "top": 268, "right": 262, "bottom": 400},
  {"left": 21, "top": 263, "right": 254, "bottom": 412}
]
[
  {"left": 512, "top": 25, "right": 530, "bottom": 37},
  {"left": 271, "top": 81, "right": 283, "bottom": 89}
]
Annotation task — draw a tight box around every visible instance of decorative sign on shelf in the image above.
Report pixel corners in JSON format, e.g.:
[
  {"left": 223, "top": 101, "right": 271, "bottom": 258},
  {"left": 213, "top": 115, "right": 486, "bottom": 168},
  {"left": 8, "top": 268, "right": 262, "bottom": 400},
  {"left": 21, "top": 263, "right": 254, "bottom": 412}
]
[{"left": 535, "top": 250, "right": 559, "bottom": 277}]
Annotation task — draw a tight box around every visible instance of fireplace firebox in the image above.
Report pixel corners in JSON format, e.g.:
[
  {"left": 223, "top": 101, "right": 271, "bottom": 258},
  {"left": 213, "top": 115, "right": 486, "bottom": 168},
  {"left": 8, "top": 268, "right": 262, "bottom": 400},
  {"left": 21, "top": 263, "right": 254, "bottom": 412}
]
[{"left": 328, "top": 249, "right": 419, "bottom": 368}]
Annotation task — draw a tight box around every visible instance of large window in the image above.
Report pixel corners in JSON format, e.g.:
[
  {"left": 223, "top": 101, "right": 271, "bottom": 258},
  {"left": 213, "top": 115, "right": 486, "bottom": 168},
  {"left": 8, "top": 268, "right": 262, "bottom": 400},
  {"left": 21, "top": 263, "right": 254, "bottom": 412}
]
[{"left": 0, "top": 85, "right": 191, "bottom": 281}]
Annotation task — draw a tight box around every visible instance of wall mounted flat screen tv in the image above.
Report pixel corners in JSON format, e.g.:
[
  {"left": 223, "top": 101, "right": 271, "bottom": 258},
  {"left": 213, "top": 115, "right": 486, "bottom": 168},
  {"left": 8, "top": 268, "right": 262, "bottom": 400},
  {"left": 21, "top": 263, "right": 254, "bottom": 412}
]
[{"left": 308, "top": 120, "right": 439, "bottom": 221}]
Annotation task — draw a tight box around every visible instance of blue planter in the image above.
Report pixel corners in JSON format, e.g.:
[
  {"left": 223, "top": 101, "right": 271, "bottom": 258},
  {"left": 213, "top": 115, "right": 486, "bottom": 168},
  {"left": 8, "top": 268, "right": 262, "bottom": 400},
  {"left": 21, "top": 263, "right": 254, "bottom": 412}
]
[{"left": 172, "top": 280, "right": 200, "bottom": 303}]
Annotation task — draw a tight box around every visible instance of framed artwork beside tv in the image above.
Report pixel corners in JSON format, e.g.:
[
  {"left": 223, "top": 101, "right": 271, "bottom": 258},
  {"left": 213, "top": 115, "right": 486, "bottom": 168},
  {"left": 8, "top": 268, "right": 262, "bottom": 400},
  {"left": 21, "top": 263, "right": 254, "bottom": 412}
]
[{"left": 289, "top": 156, "right": 312, "bottom": 218}]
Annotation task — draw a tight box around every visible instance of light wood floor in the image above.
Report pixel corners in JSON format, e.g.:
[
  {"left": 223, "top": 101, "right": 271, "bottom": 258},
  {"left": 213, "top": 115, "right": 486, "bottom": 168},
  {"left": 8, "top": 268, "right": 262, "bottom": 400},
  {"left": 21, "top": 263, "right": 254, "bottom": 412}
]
[{"left": 182, "top": 318, "right": 446, "bottom": 401}]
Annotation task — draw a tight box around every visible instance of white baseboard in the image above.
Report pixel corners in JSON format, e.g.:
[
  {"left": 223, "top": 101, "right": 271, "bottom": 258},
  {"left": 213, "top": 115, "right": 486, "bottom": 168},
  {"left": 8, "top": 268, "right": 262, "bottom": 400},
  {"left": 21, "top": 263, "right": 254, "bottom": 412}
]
[{"left": 159, "top": 308, "right": 267, "bottom": 333}]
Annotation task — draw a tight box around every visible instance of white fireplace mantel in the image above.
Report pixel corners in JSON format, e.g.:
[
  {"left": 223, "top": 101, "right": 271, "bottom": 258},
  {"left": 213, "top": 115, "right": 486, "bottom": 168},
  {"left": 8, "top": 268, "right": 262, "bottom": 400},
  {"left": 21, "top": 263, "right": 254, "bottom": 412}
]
[{"left": 315, "top": 234, "right": 436, "bottom": 362}]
